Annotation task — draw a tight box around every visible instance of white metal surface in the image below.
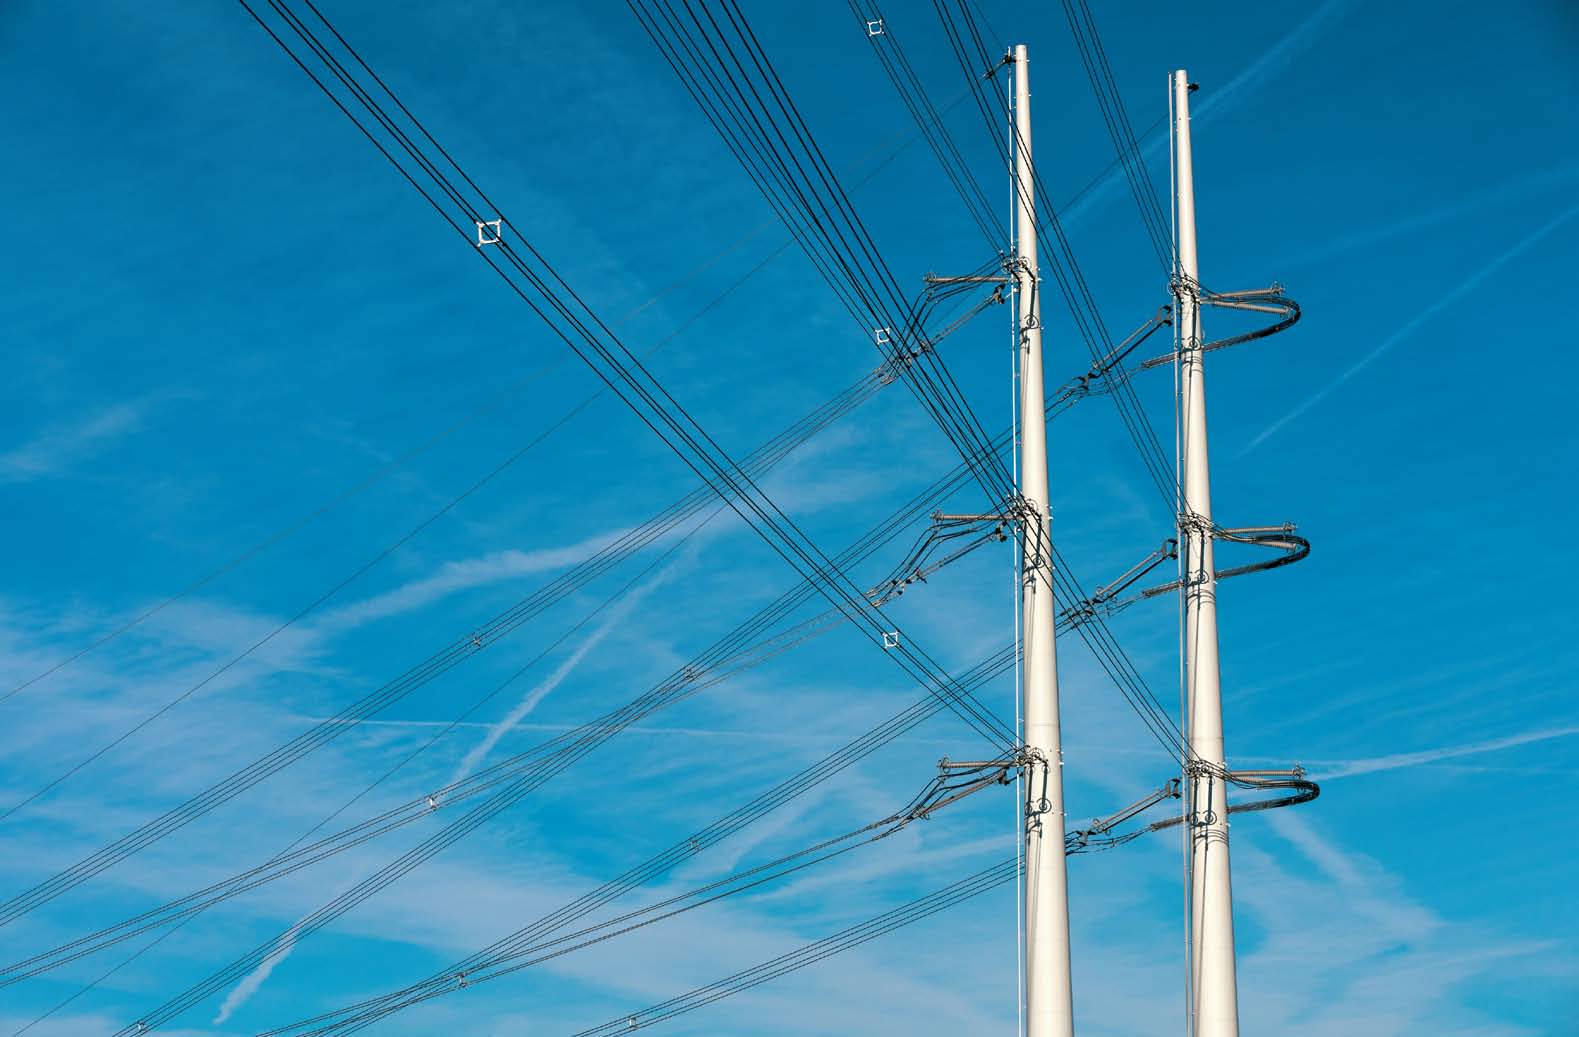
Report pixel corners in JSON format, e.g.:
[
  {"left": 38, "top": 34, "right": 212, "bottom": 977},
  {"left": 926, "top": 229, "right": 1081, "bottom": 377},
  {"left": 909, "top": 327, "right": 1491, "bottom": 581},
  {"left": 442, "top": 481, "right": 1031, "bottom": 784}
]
[
  {"left": 1172, "top": 68, "right": 1240, "bottom": 1037},
  {"left": 1013, "top": 44, "right": 1075, "bottom": 1037}
]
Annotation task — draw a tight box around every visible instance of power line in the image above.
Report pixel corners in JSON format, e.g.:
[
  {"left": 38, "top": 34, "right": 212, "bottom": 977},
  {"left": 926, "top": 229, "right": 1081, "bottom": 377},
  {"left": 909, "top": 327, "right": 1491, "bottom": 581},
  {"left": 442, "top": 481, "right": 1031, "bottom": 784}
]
[
  {"left": 176, "top": 363, "right": 1184, "bottom": 1037},
  {"left": 0, "top": 286, "right": 1001, "bottom": 925},
  {"left": 932, "top": 0, "right": 1177, "bottom": 507},
  {"left": 85, "top": 326, "right": 1151, "bottom": 1033},
  {"left": 1058, "top": 0, "right": 1172, "bottom": 270},
  {"left": 849, "top": 0, "right": 1003, "bottom": 250},
  {"left": 628, "top": 0, "right": 1014, "bottom": 506},
  {"left": 35, "top": 5, "right": 1198, "bottom": 1028}
]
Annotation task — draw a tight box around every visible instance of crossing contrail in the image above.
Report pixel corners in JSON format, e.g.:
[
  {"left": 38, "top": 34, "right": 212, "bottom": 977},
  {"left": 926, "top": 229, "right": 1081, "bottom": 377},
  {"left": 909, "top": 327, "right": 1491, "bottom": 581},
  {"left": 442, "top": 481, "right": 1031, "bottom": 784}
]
[{"left": 446, "top": 551, "right": 687, "bottom": 788}]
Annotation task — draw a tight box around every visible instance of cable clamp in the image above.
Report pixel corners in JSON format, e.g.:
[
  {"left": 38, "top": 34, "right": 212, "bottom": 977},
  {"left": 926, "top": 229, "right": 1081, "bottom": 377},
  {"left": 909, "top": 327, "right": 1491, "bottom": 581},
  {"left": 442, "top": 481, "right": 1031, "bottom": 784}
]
[
  {"left": 1184, "top": 759, "right": 1226, "bottom": 780},
  {"left": 1002, "top": 493, "right": 1035, "bottom": 525},
  {"left": 877, "top": 357, "right": 905, "bottom": 385},
  {"left": 1170, "top": 272, "right": 1201, "bottom": 302}
]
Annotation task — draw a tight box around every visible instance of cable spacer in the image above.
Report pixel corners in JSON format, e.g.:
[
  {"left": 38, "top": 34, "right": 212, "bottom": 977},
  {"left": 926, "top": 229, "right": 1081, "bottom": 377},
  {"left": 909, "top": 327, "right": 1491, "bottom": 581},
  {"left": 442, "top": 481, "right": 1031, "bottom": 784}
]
[
  {"left": 866, "top": 18, "right": 884, "bottom": 36},
  {"left": 476, "top": 219, "right": 503, "bottom": 246}
]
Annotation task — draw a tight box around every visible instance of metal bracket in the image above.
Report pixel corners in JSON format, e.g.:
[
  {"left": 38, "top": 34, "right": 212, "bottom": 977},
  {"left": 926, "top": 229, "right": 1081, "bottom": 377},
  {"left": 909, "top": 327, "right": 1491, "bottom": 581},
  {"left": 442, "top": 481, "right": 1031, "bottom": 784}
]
[
  {"left": 476, "top": 219, "right": 503, "bottom": 246},
  {"left": 923, "top": 273, "right": 1010, "bottom": 286}
]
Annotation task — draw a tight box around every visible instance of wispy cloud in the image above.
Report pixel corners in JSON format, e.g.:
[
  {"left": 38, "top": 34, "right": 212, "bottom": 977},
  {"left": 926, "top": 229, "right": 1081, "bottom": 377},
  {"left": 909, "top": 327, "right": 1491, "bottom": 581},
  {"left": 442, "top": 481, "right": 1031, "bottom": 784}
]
[
  {"left": 0, "top": 401, "right": 150, "bottom": 484},
  {"left": 1233, "top": 812, "right": 1557, "bottom": 1035},
  {"left": 1241, "top": 203, "right": 1579, "bottom": 453},
  {"left": 196, "top": 553, "right": 690, "bottom": 1022},
  {"left": 310, "top": 526, "right": 636, "bottom": 634}
]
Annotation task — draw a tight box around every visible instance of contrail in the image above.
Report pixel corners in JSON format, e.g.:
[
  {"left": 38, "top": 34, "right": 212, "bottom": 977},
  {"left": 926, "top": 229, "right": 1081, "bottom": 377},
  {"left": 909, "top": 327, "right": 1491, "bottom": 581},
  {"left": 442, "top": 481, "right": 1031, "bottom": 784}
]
[
  {"left": 1314, "top": 725, "right": 1579, "bottom": 781},
  {"left": 212, "top": 928, "right": 297, "bottom": 1024},
  {"left": 445, "top": 552, "right": 686, "bottom": 788},
  {"left": 1277, "top": 162, "right": 1579, "bottom": 272},
  {"left": 1241, "top": 203, "right": 1579, "bottom": 454},
  {"left": 1192, "top": 0, "right": 1358, "bottom": 121},
  {"left": 210, "top": 553, "right": 688, "bottom": 1021},
  {"left": 1064, "top": 0, "right": 1357, "bottom": 229}
]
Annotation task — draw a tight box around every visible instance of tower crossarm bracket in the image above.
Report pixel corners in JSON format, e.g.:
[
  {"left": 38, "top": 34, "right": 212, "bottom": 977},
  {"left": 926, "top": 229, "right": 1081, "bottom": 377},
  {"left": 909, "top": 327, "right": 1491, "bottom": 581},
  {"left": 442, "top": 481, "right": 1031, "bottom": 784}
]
[
  {"left": 1056, "top": 538, "right": 1179, "bottom": 626},
  {"left": 1040, "top": 306, "right": 1172, "bottom": 409},
  {"left": 1154, "top": 764, "right": 1321, "bottom": 834},
  {"left": 875, "top": 271, "right": 1008, "bottom": 384},
  {"left": 1139, "top": 521, "right": 1310, "bottom": 602},
  {"left": 900, "top": 752, "right": 1022, "bottom": 823},
  {"left": 923, "top": 273, "right": 1012, "bottom": 285},
  {"left": 1138, "top": 283, "right": 1302, "bottom": 371},
  {"left": 1065, "top": 778, "right": 1183, "bottom": 854},
  {"left": 866, "top": 510, "right": 1013, "bottom": 605}
]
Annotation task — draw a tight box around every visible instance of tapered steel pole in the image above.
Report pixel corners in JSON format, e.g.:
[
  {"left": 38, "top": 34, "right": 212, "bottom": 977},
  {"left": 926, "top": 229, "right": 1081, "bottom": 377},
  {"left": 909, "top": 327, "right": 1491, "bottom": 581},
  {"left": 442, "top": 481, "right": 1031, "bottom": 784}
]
[
  {"left": 1171, "top": 68, "right": 1240, "bottom": 1037},
  {"left": 1012, "top": 44, "right": 1075, "bottom": 1037}
]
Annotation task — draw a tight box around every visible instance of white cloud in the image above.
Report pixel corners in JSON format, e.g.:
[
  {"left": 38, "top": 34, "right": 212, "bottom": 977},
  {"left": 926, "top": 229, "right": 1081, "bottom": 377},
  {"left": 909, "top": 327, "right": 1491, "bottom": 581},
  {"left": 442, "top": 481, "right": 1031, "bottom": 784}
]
[
  {"left": 310, "top": 526, "right": 637, "bottom": 634},
  {"left": 0, "top": 401, "right": 150, "bottom": 484}
]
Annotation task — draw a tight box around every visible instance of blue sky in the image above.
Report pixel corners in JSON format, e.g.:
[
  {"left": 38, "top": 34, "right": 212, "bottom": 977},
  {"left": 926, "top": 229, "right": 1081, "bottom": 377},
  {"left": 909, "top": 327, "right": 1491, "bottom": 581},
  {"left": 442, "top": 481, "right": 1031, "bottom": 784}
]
[{"left": 1, "top": 1, "right": 1575, "bottom": 1035}]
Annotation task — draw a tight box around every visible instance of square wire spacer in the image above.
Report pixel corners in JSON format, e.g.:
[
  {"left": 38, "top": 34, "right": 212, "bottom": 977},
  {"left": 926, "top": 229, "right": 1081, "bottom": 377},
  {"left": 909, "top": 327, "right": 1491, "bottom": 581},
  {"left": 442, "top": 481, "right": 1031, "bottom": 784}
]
[
  {"left": 866, "top": 18, "right": 884, "bottom": 36},
  {"left": 476, "top": 218, "right": 503, "bottom": 246},
  {"left": 882, "top": 630, "right": 900, "bottom": 649}
]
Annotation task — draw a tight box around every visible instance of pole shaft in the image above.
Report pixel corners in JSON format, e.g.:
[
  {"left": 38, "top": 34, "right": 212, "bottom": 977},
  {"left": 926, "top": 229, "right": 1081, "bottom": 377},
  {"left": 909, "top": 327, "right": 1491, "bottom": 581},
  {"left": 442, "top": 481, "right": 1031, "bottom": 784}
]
[
  {"left": 1172, "top": 68, "right": 1240, "bottom": 1037},
  {"left": 1014, "top": 44, "right": 1075, "bottom": 1037}
]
